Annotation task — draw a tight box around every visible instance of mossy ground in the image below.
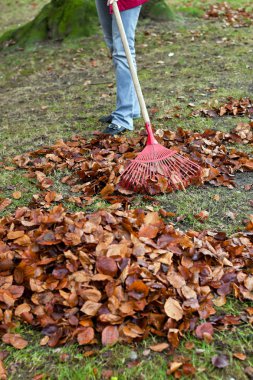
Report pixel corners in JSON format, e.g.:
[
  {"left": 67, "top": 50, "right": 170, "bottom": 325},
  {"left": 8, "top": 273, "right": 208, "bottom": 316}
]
[{"left": 0, "top": 0, "right": 253, "bottom": 379}]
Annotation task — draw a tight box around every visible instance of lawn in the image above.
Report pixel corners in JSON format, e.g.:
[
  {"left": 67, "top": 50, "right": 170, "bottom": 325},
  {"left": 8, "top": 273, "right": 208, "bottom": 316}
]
[{"left": 0, "top": 0, "right": 253, "bottom": 379}]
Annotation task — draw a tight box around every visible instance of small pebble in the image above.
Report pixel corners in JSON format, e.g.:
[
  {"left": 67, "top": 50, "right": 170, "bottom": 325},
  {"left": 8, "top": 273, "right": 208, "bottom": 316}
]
[
  {"left": 129, "top": 351, "right": 138, "bottom": 360},
  {"left": 195, "top": 349, "right": 205, "bottom": 354}
]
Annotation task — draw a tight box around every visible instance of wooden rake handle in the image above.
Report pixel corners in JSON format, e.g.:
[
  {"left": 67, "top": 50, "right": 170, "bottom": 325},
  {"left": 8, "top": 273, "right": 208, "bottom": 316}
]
[{"left": 112, "top": 1, "right": 158, "bottom": 144}]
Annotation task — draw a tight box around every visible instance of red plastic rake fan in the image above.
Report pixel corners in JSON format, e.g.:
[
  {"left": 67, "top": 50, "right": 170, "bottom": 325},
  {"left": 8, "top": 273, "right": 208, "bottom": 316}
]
[
  {"left": 119, "top": 122, "right": 201, "bottom": 192},
  {"left": 113, "top": 1, "right": 202, "bottom": 192}
]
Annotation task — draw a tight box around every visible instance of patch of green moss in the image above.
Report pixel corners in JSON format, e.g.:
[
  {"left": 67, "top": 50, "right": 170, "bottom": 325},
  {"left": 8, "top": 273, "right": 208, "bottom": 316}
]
[
  {"left": 141, "top": 0, "right": 176, "bottom": 21},
  {"left": 0, "top": 0, "right": 99, "bottom": 48}
]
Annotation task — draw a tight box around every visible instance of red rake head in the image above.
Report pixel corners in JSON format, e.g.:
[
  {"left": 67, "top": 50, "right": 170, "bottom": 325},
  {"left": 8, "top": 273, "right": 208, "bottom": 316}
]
[{"left": 119, "top": 143, "right": 202, "bottom": 193}]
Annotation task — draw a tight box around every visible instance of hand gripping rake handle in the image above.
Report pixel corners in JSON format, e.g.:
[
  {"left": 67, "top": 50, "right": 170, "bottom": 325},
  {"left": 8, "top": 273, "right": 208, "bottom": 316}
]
[{"left": 112, "top": 1, "right": 158, "bottom": 145}]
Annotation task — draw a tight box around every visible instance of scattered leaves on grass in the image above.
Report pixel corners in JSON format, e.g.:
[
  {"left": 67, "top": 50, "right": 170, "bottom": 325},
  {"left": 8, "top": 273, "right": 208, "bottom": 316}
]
[
  {"left": 192, "top": 98, "right": 253, "bottom": 120},
  {"left": 204, "top": 3, "right": 253, "bottom": 27},
  {"left": 0, "top": 206, "right": 252, "bottom": 348},
  {"left": 12, "top": 126, "right": 253, "bottom": 197}
]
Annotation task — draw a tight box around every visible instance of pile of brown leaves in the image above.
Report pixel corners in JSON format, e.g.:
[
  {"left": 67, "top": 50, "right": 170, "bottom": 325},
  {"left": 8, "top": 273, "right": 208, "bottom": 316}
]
[
  {"left": 0, "top": 205, "right": 253, "bottom": 350},
  {"left": 192, "top": 98, "right": 253, "bottom": 119},
  {"left": 9, "top": 126, "right": 253, "bottom": 203},
  {"left": 204, "top": 2, "right": 253, "bottom": 27}
]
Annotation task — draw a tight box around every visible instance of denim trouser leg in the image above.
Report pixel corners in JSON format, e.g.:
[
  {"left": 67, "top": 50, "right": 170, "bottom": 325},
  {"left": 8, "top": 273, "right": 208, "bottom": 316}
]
[
  {"left": 95, "top": 2, "right": 141, "bottom": 130},
  {"left": 95, "top": 0, "right": 113, "bottom": 53},
  {"left": 111, "top": 6, "right": 141, "bottom": 130}
]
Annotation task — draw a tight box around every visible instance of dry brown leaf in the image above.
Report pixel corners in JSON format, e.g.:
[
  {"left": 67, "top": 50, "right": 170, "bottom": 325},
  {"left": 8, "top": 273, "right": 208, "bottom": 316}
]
[
  {"left": 149, "top": 342, "right": 169, "bottom": 352},
  {"left": 0, "top": 198, "right": 12, "bottom": 212},
  {"left": 233, "top": 352, "right": 247, "bottom": 361},
  {"left": 12, "top": 191, "right": 22, "bottom": 200},
  {"left": 101, "top": 326, "right": 119, "bottom": 346},
  {"left": 164, "top": 298, "right": 183, "bottom": 321},
  {"left": 81, "top": 301, "right": 102, "bottom": 316},
  {"left": 2, "top": 333, "right": 28, "bottom": 349},
  {"left": 167, "top": 361, "right": 183, "bottom": 375},
  {"left": 77, "top": 328, "right": 95, "bottom": 345},
  {"left": 0, "top": 360, "right": 6, "bottom": 380}
]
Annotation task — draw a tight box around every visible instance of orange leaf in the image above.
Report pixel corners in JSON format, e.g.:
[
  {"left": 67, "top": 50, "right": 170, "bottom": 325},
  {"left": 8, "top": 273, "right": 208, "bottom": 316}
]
[
  {"left": 128, "top": 280, "right": 149, "bottom": 300},
  {"left": 149, "top": 342, "right": 169, "bottom": 352},
  {"left": 77, "top": 327, "right": 94, "bottom": 345},
  {"left": 12, "top": 191, "right": 22, "bottom": 200},
  {"left": 194, "top": 210, "right": 209, "bottom": 221},
  {"left": 0, "top": 198, "right": 12, "bottom": 212},
  {"left": 100, "top": 184, "right": 114, "bottom": 197},
  {"left": 101, "top": 326, "right": 119, "bottom": 346},
  {"left": 0, "top": 360, "right": 6, "bottom": 380},
  {"left": 233, "top": 352, "right": 247, "bottom": 361},
  {"left": 122, "top": 323, "right": 144, "bottom": 338},
  {"left": 2, "top": 333, "right": 28, "bottom": 349},
  {"left": 139, "top": 225, "right": 159, "bottom": 239},
  {"left": 7, "top": 230, "right": 25, "bottom": 240}
]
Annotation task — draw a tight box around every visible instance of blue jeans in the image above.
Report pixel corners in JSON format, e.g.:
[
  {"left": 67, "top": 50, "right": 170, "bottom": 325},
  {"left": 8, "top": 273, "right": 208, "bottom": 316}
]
[{"left": 95, "top": 1, "right": 141, "bottom": 130}]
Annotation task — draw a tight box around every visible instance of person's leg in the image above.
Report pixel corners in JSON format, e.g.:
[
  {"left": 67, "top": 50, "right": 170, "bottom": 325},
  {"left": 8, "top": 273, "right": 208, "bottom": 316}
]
[
  {"left": 95, "top": 0, "right": 113, "bottom": 53},
  {"left": 110, "top": 6, "right": 141, "bottom": 131}
]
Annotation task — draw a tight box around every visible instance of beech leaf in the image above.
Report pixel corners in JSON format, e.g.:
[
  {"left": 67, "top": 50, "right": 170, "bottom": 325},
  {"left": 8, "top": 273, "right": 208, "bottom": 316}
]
[
  {"left": 164, "top": 298, "right": 183, "bottom": 321},
  {"left": 101, "top": 326, "right": 119, "bottom": 346}
]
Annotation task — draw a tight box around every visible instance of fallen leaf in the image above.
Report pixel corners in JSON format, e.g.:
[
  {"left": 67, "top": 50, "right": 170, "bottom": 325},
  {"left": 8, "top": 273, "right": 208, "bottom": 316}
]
[
  {"left": 167, "top": 361, "right": 183, "bottom": 375},
  {"left": 0, "top": 360, "right": 6, "bottom": 380},
  {"left": 0, "top": 198, "right": 12, "bottom": 212},
  {"left": 77, "top": 328, "right": 94, "bottom": 345},
  {"left": 81, "top": 301, "right": 102, "bottom": 316},
  {"left": 101, "top": 326, "right": 119, "bottom": 346},
  {"left": 2, "top": 333, "right": 28, "bottom": 349},
  {"left": 233, "top": 352, "right": 246, "bottom": 361},
  {"left": 212, "top": 354, "right": 229, "bottom": 368},
  {"left": 195, "top": 322, "right": 214, "bottom": 342},
  {"left": 164, "top": 298, "right": 183, "bottom": 321},
  {"left": 149, "top": 342, "right": 169, "bottom": 352},
  {"left": 195, "top": 210, "right": 209, "bottom": 221},
  {"left": 184, "top": 342, "right": 195, "bottom": 350},
  {"left": 12, "top": 191, "right": 22, "bottom": 199},
  {"left": 96, "top": 257, "right": 118, "bottom": 277}
]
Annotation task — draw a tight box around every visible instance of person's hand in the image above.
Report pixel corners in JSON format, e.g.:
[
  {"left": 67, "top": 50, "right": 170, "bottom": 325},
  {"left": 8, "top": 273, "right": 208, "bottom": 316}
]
[{"left": 107, "top": 0, "right": 118, "bottom": 5}]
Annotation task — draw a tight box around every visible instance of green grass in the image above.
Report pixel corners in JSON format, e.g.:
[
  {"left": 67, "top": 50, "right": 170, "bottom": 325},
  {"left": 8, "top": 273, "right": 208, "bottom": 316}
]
[
  {"left": 1, "top": 298, "right": 252, "bottom": 379},
  {"left": 1, "top": 0, "right": 253, "bottom": 379},
  {"left": 0, "top": 0, "right": 50, "bottom": 34}
]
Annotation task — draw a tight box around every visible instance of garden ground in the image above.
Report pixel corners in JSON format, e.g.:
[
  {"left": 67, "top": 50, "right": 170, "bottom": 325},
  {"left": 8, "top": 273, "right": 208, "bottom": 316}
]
[{"left": 0, "top": 0, "right": 253, "bottom": 379}]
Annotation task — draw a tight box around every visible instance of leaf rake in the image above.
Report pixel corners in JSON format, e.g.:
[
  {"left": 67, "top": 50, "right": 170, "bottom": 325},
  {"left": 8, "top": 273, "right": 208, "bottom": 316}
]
[{"left": 112, "top": 1, "right": 202, "bottom": 192}]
